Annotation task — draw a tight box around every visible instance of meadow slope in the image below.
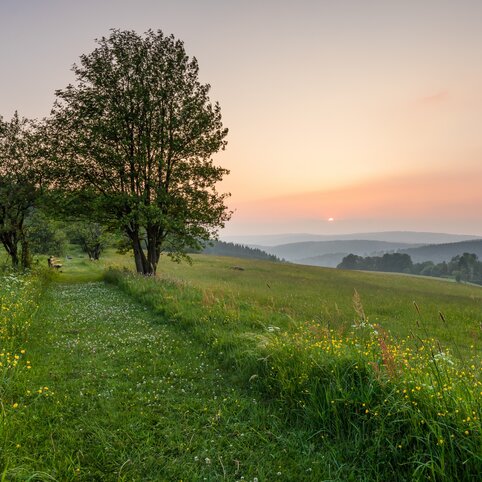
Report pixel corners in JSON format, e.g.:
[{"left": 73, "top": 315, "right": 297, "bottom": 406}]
[
  {"left": 1, "top": 253, "right": 481, "bottom": 480},
  {"left": 149, "top": 254, "right": 482, "bottom": 353}
]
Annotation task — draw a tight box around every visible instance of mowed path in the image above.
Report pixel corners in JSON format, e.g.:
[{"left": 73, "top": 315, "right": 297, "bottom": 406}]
[{"left": 9, "top": 282, "right": 327, "bottom": 481}]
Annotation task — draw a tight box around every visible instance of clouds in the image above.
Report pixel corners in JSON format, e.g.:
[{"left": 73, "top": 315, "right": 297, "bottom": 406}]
[{"left": 417, "top": 90, "right": 450, "bottom": 106}]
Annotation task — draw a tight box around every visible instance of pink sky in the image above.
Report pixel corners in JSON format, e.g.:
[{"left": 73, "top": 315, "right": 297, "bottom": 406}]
[
  {"left": 1, "top": 1, "right": 481, "bottom": 236},
  {"left": 226, "top": 169, "right": 482, "bottom": 235}
]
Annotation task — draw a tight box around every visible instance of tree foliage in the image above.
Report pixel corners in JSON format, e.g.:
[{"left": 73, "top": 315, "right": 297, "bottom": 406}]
[
  {"left": 190, "top": 240, "right": 281, "bottom": 262},
  {"left": 337, "top": 252, "right": 413, "bottom": 273},
  {"left": 338, "top": 251, "right": 482, "bottom": 284},
  {"left": 68, "top": 221, "right": 111, "bottom": 260},
  {"left": 0, "top": 113, "right": 43, "bottom": 269},
  {"left": 26, "top": 209, "right": 67, "bottom": 256},
  {"left": 51, "top": 29, "right": 230, "bottom": 274}
]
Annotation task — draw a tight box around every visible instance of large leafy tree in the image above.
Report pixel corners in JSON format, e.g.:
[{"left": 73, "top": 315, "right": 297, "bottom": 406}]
[
  {"left": 52, "top": 29, "right": 230, "bottom": 275},
  {"left": 0, "top": 113, "right": 43, "bottom": 269}
]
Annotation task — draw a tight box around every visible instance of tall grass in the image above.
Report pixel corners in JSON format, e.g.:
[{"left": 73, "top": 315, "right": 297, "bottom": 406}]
[
  {"left": 106, "top": 268, "right": 482, "bottom": 480},
  {"left": 262, "top": 319, "right": 482, "bottom": 479},
  {"left": 0, "top": 270, "right": 49, "bottom": 418}
]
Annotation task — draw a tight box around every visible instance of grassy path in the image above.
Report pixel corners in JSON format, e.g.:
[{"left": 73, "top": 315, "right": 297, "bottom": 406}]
[{"left": 4, "top": 281, "right": 338, "bottom": 481}]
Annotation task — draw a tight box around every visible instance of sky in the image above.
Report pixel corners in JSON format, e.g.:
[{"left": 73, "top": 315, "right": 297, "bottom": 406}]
[{"left": 1, "top": 0, "right": 482, "bottom": 236}]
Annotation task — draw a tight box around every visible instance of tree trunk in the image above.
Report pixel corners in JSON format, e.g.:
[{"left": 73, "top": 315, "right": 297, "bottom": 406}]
[
  {"left": 92, "top": 244, "right": 101, "bottom": 260},
  {"left": 146, "top": 226, "right": 160, "bottom": 275},
  {"left": 87, "top": 244, "right": 101, "bottom": 260},
  {"left": 126, "top": 229, "right": 149, "bottom": 274},
  {"left": 125, "top": 225, "right": 160, "bottom": 275},
  {"left": 20, "top": 235, "right": 31, "bottom": 270},
  {"left": 0, "top": 231, "right": 20, "bottom": 269}
]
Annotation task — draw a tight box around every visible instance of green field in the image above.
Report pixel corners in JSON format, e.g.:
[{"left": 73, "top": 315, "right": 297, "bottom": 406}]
[
  {"left": 1, "top": 252, "right": 481, "bottom": 480},
  {"left": 82, "top": 251, "right": 482, "bottom": 353},
  {"left": 51, "top": 251, "right": 482, "bottom": 350}
]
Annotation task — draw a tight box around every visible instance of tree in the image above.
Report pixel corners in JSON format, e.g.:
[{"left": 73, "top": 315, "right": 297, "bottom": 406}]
[
  {"left": 26, "top": 209, "right": 67, "bottom": 256},
  {"left": 338, "top": 252, "right": 413, "bottom": 273},
  {"left": 379, "top": 252, "right": 412, "bottom": 273},
  {"left": 0, "top": 113, "right": 43, "bottom": 269},
  {"left": 338, "top": 254, "right": 363, "bottom": 270},
  {"left": 69, "top": 221, "right": 110, "bottom": 260},
  {"left": 51, "top": 29, "right": 230, "bottom": 275}
]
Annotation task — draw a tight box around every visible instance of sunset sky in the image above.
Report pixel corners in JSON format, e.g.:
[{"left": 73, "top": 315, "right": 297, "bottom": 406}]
[{"left": 1, "top": 1, "right": 482, "bottom": 236}]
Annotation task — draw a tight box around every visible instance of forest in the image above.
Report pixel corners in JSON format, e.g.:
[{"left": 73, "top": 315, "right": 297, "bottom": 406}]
[{"left": 337, "top": 251, "right": 482, "bottom": 284}]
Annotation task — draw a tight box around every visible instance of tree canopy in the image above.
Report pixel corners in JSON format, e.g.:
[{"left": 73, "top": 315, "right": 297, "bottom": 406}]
[
  {"left": 0, "top": 113, "right": 43, "bottom": 269},
  {"left": 338, "top": 251, "right": 482, "bottom": 284},
  {"left": 51, "top": 29, "right": 230, "bottom": 274}
]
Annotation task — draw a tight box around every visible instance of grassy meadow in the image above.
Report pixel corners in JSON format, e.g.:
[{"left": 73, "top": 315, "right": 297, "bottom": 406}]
[
  {"left": 0, "top": 250, "right": 481, "bottom": 480},
  {"left": 110, "top": 251, "right": 482, "bottom": 352}
]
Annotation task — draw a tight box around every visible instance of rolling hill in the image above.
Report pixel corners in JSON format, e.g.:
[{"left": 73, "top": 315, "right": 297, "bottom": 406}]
[
  {"left": 401, "top": 239, "right": 482, "bottom": 263},
  {"left": 259, "top": 239, "right": 419, "bottom": 265},
  {"left": 223, "top": 231, "right": 481, "bottom": 246}
]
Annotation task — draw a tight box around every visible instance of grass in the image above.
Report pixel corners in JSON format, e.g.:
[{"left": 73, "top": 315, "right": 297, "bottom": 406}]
[
  {"left": 107, "top": 252, "right": 482, "bottom": 353},
  {"left": 0, "top": 251, "right": 481, "bottom": 480},
  {"left": 1, "top": 280, "right": 357, "bottom": 481},
  {"left": 106, "top": 265, "right": 482, "bottom": 481}
]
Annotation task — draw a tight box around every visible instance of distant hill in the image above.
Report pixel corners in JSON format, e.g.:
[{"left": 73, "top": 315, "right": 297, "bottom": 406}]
[
  {"left": 401, "top": 239, "right": 482, "bottom": 263},
  {"left": 199, "top": 240, "right": 280, "bottom": 262},
  {"left": 296, "top": 253, "right": 349, "bottom": 268},
  {"left": 260, "top": 240, "right": 418, "bottom": 264},
  {"left": 222, "top": 231, "right": 481, "bottom": 247}
]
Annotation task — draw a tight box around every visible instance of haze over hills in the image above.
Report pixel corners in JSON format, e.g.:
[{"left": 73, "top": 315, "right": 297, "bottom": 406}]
[
  {"left": 216, "top": 232, "right": 482, "bottom": 268},
  {"left": 257, "top": 240, "right": 420, "bottom": 267},
  {"left": 401, "top": 239, "right": 482, "bottom": 263},
  {"left": 222, "top": 231, "right": 481, "bottom": 247}
]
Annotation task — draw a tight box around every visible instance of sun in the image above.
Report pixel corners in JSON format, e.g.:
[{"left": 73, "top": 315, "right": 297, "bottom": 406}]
[{"left": 328, "top": 217, "right": 334, "bottom": 222}]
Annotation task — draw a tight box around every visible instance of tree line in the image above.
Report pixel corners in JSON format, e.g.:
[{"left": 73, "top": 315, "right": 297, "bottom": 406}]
[
  {"left": 0, "top": 29, "right": 230, "bottom": 274},
  {"left": 196, "top": 241, "right": 281, "bottom": 262},
  {"left": 337, "top": 252, "right": 482, "bottom": 284}
]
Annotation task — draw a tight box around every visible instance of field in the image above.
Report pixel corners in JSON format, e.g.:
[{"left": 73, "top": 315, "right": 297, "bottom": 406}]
[{"left": 1, "top": 251, "right": 481, "bottom": 480}]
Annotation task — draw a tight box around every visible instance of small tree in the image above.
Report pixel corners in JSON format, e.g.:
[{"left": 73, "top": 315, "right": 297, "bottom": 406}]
[
  {"left": 0, "top": 113, "right": 43, "bottom": 269},
  {"left": 26, "top": 209, "right": 67, "bottom": 256},
  {"left": 69, "top": 221, "right": 110, "bottom": 260},
  {"left": 338, "top": 254, "right": 363, "bottom": 270},
  {"left": 52, "top": 29, "right": 230, "bottom": 275}
]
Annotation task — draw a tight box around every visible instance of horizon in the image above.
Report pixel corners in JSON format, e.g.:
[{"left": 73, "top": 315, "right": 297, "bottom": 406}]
[
  {"left": 221, "top": 229, "right": 482, "bottom": 239},
  {"left": 1, "top": 0, "right": 481, "bottom": 236},
  {"left": 219, "top": 229, "right": 482, "bottom": 249}
]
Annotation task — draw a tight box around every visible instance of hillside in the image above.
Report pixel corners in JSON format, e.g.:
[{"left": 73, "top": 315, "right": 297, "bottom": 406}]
[
  {"left": 3, "top": 253, "right": 481, "bottom": 480},
  {"left": 155, "top": 253, "right": 482, "bottom": 348},
  {"left": 45, "top": 250, "right": 482, "bottom": 351},
  {"left": 259, "top": 239, "right": 419, "bottom": 264},
  {"left": 401, "top": 239, "right": 482, "bottom": 263},
  {"left": 223, "top": 231, "right": 481, "bottom": 246},
  {"left": 198, "top": 240, "right": 280, "bottom": 261},
  {"left": 296, "top": 252, "right": 349, "bottom": 268}
]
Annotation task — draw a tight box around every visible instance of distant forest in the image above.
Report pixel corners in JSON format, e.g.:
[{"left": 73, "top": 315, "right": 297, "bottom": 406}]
[
  {"left": 198, "top": 240, "right": 281, "bottom": 262},
  {"left": 337, "top": 252, "right": 482, "bottom": 284}
]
